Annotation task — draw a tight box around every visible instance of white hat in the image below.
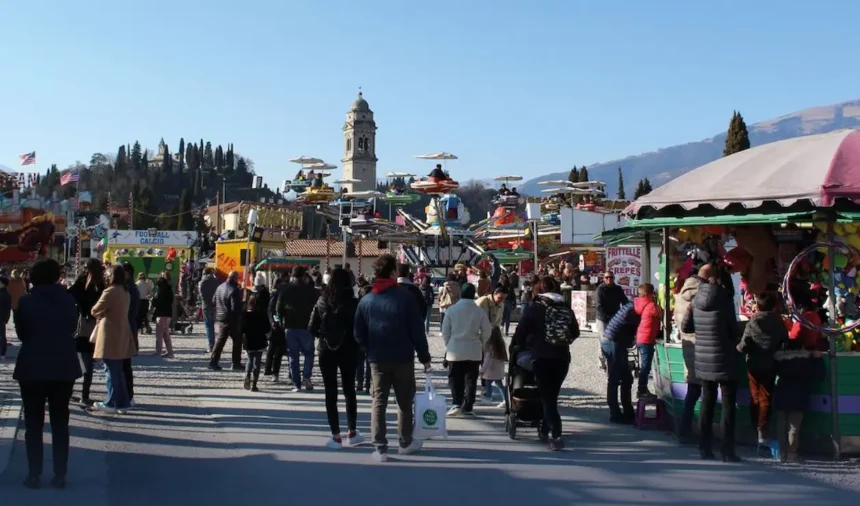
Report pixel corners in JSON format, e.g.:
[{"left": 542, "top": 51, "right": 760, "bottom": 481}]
[{"left": 254, "top": 271, "right": 267, "bottom": 287}]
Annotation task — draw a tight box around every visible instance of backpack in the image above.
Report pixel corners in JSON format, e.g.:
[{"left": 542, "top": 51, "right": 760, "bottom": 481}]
[
  {"left": 320, "top": 302, "right": 350, "bottom": 350},
  {"left": 537, "top": 297, "right": 579, "bottom": 346}
]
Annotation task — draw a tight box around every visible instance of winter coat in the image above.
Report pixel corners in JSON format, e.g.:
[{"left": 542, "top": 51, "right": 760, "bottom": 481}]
[
  {"left": 152, "top": 278, "right": 175, "bottom": 318},
  {"left": 213, "top": 279, "right": 242, "bottom": 323},
  {"left": 90, "top": 286, "right": 136, "bottom": 360},
  {"left": 634, "top": 296, "right": 661, "bottom": 345},
  {"left": 773, "top": 350, "right": 825, "bottom": 412},
  {"left": 489, "top": 256, "right": 501, "bottom": 290},
  {"left": 398, "top": 278, "right": 428, "bottom": 318},
  {"left": 126, "top": 280, "right": 140, "bottom": 340},
  {"left": 69, "top": 274, "right": 104, "bottom": 322},
  {"left": 595, "top": 283, "right": 628, "bottom": 324},
  {"left": 7, "top": 277, "right": 27, "bottom": 310},
  {"left": 512, "top": 293, "right": 577, "bottom": 363},
  {"left": 442, "top": 298, "right": 492, "bottom": 362},
  {"left": 354, "top": 284, "right": 430, "bottom": 365},
  {"left": 674, "top": 276, "right": 702, "bottom": 343},
  {"left": 788, "top": 311, "right": 825, "bottom": 350},
  {"left": 13, "top": 284, "right": 82, "bottom": 382},
  {"left": 603, "top": 302, "right": 639, "bottom": 348},
  {"left": 241, "top": 309, "right": 270, "bottom": 352},
  {"left": 682, "top": 282, "right": 739, "bottom": 382},
  {"left": 308, "top": 292, "right": 359, "bottom": 353},
  {"left": 438, "top": 281, "right": 460, "bottom": 311},
  {"left": 198, "top": 274, "right": 220, "bottom": 311},
  {"left": 273, "top": 280, "right": 318, "bottom": 330},
  {"left": 0, "top": 286, "right": 11, "bottom": 325},
  {"left": 475, "top": 294, "right": 504, "bottom": 328},
  {"left": 738, "top": 312, "right": 788, "bottom": 373},
  {"left": 420, "top": 283, "right": 435, "bottom": 309}
]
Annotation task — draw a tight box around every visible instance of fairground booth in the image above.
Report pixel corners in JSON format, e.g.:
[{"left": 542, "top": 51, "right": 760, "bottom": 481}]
[{"left": 605, "top": 129, "right": 860, "bottom": 457}]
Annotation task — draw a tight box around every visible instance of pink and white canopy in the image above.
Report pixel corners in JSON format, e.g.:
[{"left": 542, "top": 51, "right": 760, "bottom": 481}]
[{"left": 625, "top": 129, "right": 860, "bottom": 216}]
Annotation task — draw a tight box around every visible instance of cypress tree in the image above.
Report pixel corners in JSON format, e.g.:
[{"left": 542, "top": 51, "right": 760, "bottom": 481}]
[
  {"left": 578, "top": 166, "right": 589, "bottom": 183},
  {"left": 567, "top": 166, "right": 578, "bottom": 183},
  {"left": 203, "top": 142, "right": 214, "bottom": 172},
  {"left": 161, "top": 143, "right": 172, "bottom": 175},
  {"left": 177, "top": 189, "right": 192, "bottom": 230},
  {"left": 178, "top": 138, "right": 186, "bottom": 173},
  {"left": 115, "top": 145, "right": 128, "bottom": 174},
  {"left": 131, "top": 141, "right": 142, "bottom": 171},
  {"left": 723, "top": 110, "right": 751, "bottom": 157},
  {"left": 616, "top": 167, "right": 626, "bottom": 200}
]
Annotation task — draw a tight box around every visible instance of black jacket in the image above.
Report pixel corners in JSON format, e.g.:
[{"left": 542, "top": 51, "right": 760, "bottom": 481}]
[
  {"left": 241, "top": 308, "right": 270, "bottom": 351},
  {"left": 308, "top": 292, "right": 359, "bottom": 353},
  {"left": 682, "top": 282, "right": 739, "bottom": 382},
  {"left": 214, "top": 280, "right": 242, "bottom": 323},
  {"left": 512, "top": 293, "right": 577, "bottom": 363},
  {"left": 274, "top": 280, "right": 318, "bottom": 330},
  {"left": 69, "top": 274, "right": 104, "bottom": 320},
  {"left": 152, "top": 278, "right": 175, "bottom": 318},
  {"left": 198, "top": 274, "right": 220, "bottom": 311},
  {"left": 0, "top": 286, "right": 11, "bottom": 325},
  {"left": 14, "top": 284, "right": 82, "bottom": 382},
  {"left": 596, "top": 283, "right": 628, "bottom": 323},
  {"left": 398, "top": 280, "right": 428, "bottom": 318},
  {"left": 738, "top": 312, "right": 788, "bottom": 373}
]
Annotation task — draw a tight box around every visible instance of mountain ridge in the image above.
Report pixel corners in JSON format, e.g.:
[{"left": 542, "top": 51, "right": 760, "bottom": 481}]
[{"left": 521, "top": 99, "right": 860, "bottom": 197}]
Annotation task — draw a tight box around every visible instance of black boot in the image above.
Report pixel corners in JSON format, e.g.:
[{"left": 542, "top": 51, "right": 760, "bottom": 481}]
[{"left": 251, "top": 371, "right": 260, "bottom": 392}]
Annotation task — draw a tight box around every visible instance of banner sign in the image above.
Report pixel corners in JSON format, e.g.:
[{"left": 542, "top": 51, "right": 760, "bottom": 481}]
[
  {"left": 606, "top": 245, "right": 643, "bottom": 299},
  {"left": 108, "top": 229, "right": 199, "bottom": 246}
]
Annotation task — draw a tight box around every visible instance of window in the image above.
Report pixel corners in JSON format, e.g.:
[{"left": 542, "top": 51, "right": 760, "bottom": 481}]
[{"left": 346, "top": 138, "right": 351, "bottom": 152}]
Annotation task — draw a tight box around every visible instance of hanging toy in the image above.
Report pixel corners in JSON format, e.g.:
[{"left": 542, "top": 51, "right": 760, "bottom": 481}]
[{"left": 166, "top": 247, "right": 177, "bottom": 262}]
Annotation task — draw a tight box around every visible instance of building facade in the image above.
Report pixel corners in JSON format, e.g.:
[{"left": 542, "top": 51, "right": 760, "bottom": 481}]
[{"left": 341, "top": 91, "right": 378, "bottom": 193}]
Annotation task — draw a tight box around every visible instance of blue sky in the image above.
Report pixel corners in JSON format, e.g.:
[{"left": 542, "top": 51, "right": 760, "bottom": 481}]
[{"left": 2, "top": 0, "right": 859, "bottom": 185}]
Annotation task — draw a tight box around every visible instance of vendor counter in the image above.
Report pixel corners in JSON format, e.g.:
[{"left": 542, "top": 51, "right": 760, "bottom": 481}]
[{"left": 654, "top": 342, "right": 860, "bottom": 456}]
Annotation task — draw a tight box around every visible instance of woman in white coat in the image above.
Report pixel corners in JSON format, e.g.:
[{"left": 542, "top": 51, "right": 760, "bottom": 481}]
[{"left": 442, "top": 283, "right": 492, "bottom": 416}]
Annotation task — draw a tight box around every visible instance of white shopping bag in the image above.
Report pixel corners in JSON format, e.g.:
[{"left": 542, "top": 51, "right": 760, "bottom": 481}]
[{"left": 414, "top": 373, "right": 448, "bottom": 440}]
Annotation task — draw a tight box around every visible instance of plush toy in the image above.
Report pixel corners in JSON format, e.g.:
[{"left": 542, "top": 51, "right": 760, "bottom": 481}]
[{"left": 734, "top": 226, "right": 778, "bottom": 295}]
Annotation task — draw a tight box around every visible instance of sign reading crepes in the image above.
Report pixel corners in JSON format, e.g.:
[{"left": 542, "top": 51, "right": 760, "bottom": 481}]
[{"left": 606, "top": 246, "right": 643, "bottom": 299}]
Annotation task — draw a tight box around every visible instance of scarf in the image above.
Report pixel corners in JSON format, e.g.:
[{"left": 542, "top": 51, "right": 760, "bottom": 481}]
[{"left": 372, "top": 278, "right": 397, "bottom": 294}]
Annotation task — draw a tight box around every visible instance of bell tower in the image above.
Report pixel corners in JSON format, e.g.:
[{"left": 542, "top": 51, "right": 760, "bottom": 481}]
[{"left": 341, "top": 90, "right": 378, "bottom": 193}]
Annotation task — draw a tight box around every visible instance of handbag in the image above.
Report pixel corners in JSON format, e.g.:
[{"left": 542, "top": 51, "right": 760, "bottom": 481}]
[{"left": 76, "top": 314, "right": 96, "bottom": 338}]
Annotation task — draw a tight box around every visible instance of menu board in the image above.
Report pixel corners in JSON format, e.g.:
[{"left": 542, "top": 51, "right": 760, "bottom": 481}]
[
  {"left": 606, "top": 246, "right": 643, "bottom": 299},
  {"left": 570, "top": 290, "right": 589, "bottom": 327}
]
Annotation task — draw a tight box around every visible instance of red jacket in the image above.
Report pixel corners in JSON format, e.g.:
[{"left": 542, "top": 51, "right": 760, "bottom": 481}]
[{"left": 634, "top": 296, "right": 661, "bottom": 345}]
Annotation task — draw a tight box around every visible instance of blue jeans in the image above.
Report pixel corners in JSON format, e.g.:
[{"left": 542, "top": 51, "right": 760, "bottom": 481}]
[
  {"left": 503, "top": 300, "right": 513, "bottom": 334},
  {"left": 104, "top": 358, "right": 130, "bottom": 409},
  {"left": 483, "top": 379, "right": 504, "bottom": 400},
  {"left": 286, "top": 329, "right": 315, "bottom": 387},
  {"left": 601, "top": 340, "right": 633, "bottom": 417},
  {"left": 203, "top": 309, "right": 215, "bottom": 350},
  {"left": 424, "top": 310, "right": 431, "bottom": 333},
  {"left": 637, "top": 343, "right": 655, "bottom": 393}
]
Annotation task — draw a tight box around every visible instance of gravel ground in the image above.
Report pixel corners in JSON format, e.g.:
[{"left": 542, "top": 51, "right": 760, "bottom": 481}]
[{"left": 1, "top": 316, "right": 860, "bottom": 496}]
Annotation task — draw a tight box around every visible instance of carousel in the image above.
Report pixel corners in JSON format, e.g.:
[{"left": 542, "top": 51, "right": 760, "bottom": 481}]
[
  {"left": 410, "top": 152, "right": 460, "bottom": 194},
  {"left": 382, "top": 172, "right": 422, "bottom": 206}
]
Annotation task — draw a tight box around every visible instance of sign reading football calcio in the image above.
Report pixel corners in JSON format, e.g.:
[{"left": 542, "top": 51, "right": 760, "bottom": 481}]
[
  {"left": 606, "top": 246, "right": 642, "bottom": 299},
  {"left": 107, "top": 230, "right": 199, "bottom": 246}
]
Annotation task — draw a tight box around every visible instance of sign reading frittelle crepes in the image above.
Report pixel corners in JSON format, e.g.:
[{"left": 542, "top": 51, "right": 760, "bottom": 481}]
[{"left": 606, "top": 246, "right": 643, "bottom": 299}]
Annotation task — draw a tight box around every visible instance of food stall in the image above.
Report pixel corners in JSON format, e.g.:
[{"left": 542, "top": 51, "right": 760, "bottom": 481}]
[
  {"left": 104, "top": 229, "right": 199, "bottom": 289},
  {"left": 613, "top": 129, "right": 860, "bottom": 457}
]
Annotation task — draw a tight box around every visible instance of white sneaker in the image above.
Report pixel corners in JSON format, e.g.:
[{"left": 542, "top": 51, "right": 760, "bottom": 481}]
[
  {"left": 326, "top": 438, "right": 343, "bottom": 450},
  {"left": 399, "top": 439, "right": 423, "bottom": 455},
  {"left": 92, "top": 402, "right": 117, "bottom": 414},
  {"left": 372, "top": 450, "right": 389, "bottom": 462},
  {"left": 496, "top": 401, "right": 506, "bottom": 409},
  {"left": 447, "top": 406, "right": 462, "bottom": 417},
  {"left": 291, "top": 386, "right": 301, "bottom": 393},
  {"left": 346, "top": 431, "right": 365, "bottom": 446}
]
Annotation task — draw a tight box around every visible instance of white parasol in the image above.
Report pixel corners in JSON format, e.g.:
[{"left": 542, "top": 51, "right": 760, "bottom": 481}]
[
  {"left": 289, "top": 156, "right": 324, "bottom": 165},
  {"left": 414, "top": 152, "right": 458, "bottom": 160},
  {"left": 494, "top": 175, "right": 523, "bottom": 182},
  {"left": 333, "top": 178, "right": 362, "bottom": 184},
  {"left": 385, "top": 172, "right": 417, "bottom": 178},
  {"left": 304, "top": 162, "right": 337, "bottom": 170},
  {"left": 537, "top": 180, "right": 575, "bottom": 186}
]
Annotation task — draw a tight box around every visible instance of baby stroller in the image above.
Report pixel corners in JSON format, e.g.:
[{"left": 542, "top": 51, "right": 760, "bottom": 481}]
[
  {"left": 172, "top": 300, "right": 199, "bottom": 334},
  {"left": 504, "top": 346, "right": 546, "bottom": 439}
]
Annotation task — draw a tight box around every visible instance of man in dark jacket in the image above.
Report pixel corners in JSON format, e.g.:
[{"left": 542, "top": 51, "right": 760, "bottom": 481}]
[
  {"left": 274, "top": 266, "right": 319, "bottom": 391},
  {"left": 595, "top": 272, "right": 628, "bottom": 371},
  {"left": 209, "top": 271, "right": 243, "bottom": 371},
  {"left": 0, "top": 276, "right": 10, "bottom": 358},
  {"left": 198, "top": 268, "right": 220, "bottom": 353},
  {"left": 397, "top": 263, "right": 427, "bottom": 318},
  {"left": 355, "top": 254, "right": 431, "bottom": 462},
  {"left": 681, "top": 265, "right": 740, "bottom": 462}
]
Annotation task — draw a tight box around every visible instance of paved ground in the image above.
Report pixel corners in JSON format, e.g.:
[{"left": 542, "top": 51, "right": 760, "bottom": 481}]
[{"left": 1, "top": 319, "right": 859, "bottom": 505}]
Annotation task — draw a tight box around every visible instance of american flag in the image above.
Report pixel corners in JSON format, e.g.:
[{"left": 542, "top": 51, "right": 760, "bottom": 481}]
[
  {"left": 19, "top": 152, "right": 36, "bottom": 166},
  {"left": 60, "top": 168, "right": 80, "bottom": 186}
]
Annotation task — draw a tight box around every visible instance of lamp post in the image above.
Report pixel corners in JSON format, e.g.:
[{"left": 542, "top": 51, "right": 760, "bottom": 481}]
[{"left": 245, "top": 207, "right": 258, "bottom": 293}]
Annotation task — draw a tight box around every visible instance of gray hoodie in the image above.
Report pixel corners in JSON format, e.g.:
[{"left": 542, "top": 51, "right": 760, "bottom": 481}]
[{"left": 674, "top": 276, "right": 702, "bottom": 342}]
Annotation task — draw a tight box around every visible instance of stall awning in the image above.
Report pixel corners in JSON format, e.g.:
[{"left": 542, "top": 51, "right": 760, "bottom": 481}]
[{"left": 255, "top": 257, "right": 320, "bottom": 270}]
